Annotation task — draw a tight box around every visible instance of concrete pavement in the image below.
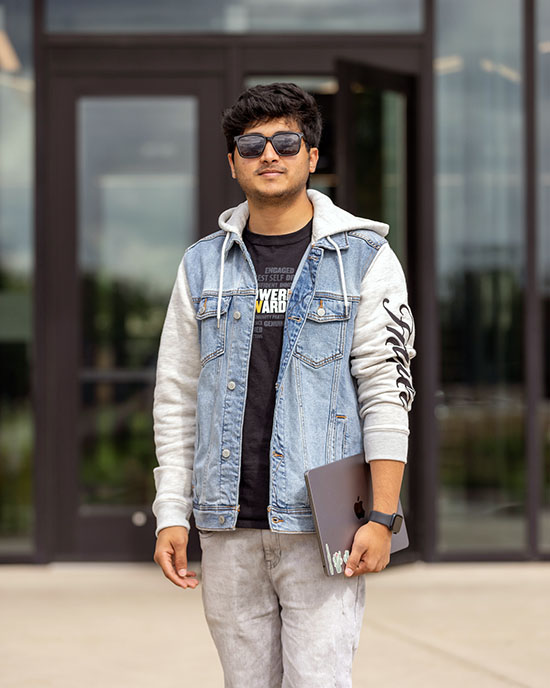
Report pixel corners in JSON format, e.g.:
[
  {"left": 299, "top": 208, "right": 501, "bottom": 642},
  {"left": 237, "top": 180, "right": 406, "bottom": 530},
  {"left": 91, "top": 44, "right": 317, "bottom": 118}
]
[{"left": 1, "top": 561, "right": 548, "bottom": 687}]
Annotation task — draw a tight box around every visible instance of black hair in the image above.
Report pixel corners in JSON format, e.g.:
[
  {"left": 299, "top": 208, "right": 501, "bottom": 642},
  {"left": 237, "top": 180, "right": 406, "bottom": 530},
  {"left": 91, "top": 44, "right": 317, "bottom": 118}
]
[{"left": 221, "top": 82, "right": 322, "bottom": 154}]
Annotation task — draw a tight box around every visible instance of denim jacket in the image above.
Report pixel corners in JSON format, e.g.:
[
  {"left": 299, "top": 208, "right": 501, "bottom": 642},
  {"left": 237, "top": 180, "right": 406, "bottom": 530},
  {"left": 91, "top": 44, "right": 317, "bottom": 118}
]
[{"left": 152, "top": 190, "right": 416, "bottom": 536}]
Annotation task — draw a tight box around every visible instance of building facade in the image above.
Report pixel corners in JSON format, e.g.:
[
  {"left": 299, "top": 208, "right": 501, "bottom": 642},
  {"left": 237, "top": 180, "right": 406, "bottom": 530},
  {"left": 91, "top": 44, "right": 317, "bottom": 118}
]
[{"left": 0, "top": 0, "right": 549, "bottom": 563}]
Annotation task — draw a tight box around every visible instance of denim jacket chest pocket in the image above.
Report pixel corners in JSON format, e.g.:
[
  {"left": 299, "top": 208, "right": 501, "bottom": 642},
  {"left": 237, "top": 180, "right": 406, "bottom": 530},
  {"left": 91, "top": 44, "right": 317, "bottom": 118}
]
[
  {"left": 293, "top": 296, "right": 351, "bottom": 368},
  {"left": 195, "top": 294, "right": 232, "bottom": 366}
]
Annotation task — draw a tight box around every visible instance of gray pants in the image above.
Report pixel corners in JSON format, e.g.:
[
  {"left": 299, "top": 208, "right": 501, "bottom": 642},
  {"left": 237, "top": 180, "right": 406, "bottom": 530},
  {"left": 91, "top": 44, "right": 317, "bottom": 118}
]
[{"left": 198, "top": 528, "right": 366, "bottom": 688}]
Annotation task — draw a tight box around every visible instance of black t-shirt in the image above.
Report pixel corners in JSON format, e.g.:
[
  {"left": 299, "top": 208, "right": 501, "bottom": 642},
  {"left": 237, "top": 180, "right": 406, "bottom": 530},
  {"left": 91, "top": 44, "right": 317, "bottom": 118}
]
[{"left": 237, "top": 218, "right": 313, "bottom": 528}]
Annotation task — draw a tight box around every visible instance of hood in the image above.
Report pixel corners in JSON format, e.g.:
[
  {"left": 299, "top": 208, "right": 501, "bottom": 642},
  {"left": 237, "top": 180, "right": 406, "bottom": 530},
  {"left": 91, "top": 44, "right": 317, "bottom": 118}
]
[
  {"left": 217, "top": 188, "right": 389, "bottom": 242},
  {"left": 213, "top": 189, "right": 389, "bottom": 328}
]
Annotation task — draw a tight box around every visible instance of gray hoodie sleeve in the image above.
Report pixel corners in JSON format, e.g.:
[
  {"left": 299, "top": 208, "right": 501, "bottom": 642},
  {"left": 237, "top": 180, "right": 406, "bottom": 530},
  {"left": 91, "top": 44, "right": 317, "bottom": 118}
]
[
  {"left": 151, "top": 255, "right": 200, "bottom": 537},
  {"left": 350, "top": 242, "right": 417, "bottom": 463}
]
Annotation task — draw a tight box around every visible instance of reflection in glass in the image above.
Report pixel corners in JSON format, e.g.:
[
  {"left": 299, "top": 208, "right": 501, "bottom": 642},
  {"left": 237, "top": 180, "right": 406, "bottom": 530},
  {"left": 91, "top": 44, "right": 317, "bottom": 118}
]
[
  {"left": 0, "top": 0, "right": 34, "bottom": 554},
  {"left": 80, "top": 382, "right": 156, "bottom": 509},
  {"left": 77, "top": 97, "right": 197, "bottom": 514},
  {"left": 47, "top": 0, "right": 422, "bottom": 34},
  {"left": 537, "top": 0, "right": 550, "bottom": 552},
  {"left": 78, "top": 97, "right": 197, "bottom": 372},
  {"left": 435, "top": 0, "right": 525, "bottom": 551},
  {"left": 349, "top": 85, "right": 407, "bottom": 266}
]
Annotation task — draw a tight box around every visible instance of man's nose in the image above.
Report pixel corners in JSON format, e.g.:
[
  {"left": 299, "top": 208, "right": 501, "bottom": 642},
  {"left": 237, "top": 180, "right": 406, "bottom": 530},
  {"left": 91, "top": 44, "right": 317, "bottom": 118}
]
[{"left": 260, "top": 140, "right": 280, "bottom": 162}]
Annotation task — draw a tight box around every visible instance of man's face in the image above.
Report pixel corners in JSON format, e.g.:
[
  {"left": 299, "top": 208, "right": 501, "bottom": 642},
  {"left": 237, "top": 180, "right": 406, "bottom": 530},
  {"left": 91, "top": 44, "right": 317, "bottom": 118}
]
[{"left": 227, "top": 117, "right": 319, "bottom": 204}]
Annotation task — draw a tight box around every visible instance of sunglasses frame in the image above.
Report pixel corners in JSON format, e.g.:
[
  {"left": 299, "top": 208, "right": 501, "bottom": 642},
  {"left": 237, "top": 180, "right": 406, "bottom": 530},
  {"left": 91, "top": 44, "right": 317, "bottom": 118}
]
[{"left": 233, "top": 131, "right": 308, "bottom": 158}]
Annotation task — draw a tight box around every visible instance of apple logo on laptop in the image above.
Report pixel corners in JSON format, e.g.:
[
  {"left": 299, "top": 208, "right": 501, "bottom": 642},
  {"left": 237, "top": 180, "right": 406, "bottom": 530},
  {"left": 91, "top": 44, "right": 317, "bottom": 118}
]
[{"left": 354, "top": 497, "right": 365, "bottom": 520}]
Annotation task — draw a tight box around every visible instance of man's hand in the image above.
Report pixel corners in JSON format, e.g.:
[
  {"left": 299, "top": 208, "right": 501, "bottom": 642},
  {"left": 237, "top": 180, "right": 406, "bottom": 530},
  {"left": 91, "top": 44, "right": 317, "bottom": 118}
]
[
  {"left": 153, "top": 526, "right": 199, "bottom": 589},
  {"left": 344, "top": 521, "right": 392, "bottom": 577}
]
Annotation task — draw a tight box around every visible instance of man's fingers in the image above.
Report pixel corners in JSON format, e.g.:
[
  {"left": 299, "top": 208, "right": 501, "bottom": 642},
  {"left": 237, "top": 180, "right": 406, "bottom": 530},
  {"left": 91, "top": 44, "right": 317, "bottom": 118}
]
[
  {"left": 344, "top": 542, "right": 380, "bottom": 576},
  {"left": 157, "top": 550, "right": 198, "bottom": 589},
  {"left": 158, "top": 550, "right": 185, "bottom": 585},
  {"left": 174, "top": 548, "right": 188, "bottom": 578},
  {"left": 173, "top": 548, "right": 199, "bottom": 584},
  {"left": 344, "top": 523, "right": 393, "bottom": 576},
  {"left": 153, "top": 527, "right": 199, "bottom": 589},
  {"left": 347, "top": 551, "right": 388, "bottom": 577},
  {"left": 354, "top": 556, "right": 373, "bottom": 576},
  {"left": 344, "top": 542, "right": 365, "bottom": 577}
]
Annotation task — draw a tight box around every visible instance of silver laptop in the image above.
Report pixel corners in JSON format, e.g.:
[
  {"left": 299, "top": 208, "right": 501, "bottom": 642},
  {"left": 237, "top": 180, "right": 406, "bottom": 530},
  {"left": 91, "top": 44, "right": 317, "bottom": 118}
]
[{"left": 305, "top": 452, "right": 409, "bottom": 577}]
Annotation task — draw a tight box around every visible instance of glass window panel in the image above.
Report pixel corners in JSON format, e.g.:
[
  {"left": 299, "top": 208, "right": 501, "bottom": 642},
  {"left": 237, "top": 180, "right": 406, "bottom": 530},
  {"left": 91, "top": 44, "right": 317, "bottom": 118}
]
[
  {"left": 77, "top": 96, "right": 197, "bottom": 516},
  {"left": 435, "top": 0, "right": 525, "bottom": 552},
  {"left": 79, "top": 382, "right": 156, "bottom": 509},
  {"left": 0, "top": 0, "right": 34, "bottom": 555},
  {"left": 78, "top": 97, "right": 197, "bottom": 372},
  {"left": 537, "top": 0, "right": 550, "bottom": 552},
  {"left": 350, "top": 86, "right": 407, "bottom": 266},
  {"left": 46, "top": 0, "right": 422, "bottom": 34}
]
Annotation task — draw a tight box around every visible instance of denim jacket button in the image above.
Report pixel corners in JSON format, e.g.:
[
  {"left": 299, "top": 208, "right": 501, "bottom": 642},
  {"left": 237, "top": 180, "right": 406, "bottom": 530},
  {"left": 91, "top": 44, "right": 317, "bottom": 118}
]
[
  {"left": 222, "top": 449, "right": 230, "bottom": 458},
  {"left": 317, "top": 307, "right": 326, "bottom": 316},
  {"left": 233, "top": 311, "right": 241, "bottom": 320},
  {"left": 218, "top": 515, "right": 225, "bottom": 524},
  {"left": 227, "top": 381, "right": 236, "bottom": 390},
  {"left": 198, "top": 305, "right": 206, "bottom": 315}
]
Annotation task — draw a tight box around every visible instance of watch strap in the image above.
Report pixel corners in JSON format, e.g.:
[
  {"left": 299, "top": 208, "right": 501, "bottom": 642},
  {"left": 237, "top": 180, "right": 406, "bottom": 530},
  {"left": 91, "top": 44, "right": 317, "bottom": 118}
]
[{"left": 368, "top": 510, "right": 403, "bottom": 534}]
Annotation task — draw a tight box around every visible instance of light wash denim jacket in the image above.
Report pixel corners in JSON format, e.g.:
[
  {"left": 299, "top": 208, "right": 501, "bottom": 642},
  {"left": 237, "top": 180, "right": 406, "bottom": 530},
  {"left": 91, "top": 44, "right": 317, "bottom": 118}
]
[{"left": 152, "top": 190, "right": 416, "bottom": 536}]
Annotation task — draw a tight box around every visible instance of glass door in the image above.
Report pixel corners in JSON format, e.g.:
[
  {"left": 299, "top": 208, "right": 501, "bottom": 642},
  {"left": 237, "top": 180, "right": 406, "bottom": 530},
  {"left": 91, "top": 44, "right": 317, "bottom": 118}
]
[
  {"left": 245, "top": 65, "right": 419, "bottom": 562},
  {"left": 46, "top": 75, "right": 226, "bottom": 560},
  {"left": 336, "top": 61, "right": 418, "bottom": 561}
]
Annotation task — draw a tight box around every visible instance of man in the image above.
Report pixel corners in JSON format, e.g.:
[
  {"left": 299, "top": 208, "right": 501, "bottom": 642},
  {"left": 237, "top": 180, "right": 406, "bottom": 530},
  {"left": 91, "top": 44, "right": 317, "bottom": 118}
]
[{"left": 152, "top": 82, "right": 416, "bottom": 687}]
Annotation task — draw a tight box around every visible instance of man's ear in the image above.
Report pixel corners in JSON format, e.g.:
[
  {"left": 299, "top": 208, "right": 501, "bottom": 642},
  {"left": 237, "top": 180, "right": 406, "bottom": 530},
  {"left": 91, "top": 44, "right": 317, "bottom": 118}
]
[
  {"left": 308, "top": 147, "right": 319, "bottom": 174},
  {"left": 227, "top": 152, "right": 237, "bottom": 179}
]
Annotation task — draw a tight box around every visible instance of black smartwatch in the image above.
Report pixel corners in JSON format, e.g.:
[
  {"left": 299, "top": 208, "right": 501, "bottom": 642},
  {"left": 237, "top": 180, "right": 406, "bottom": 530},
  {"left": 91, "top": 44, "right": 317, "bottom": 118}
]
[{"left": 367, "top": 510, "right": 403, "bottom": 534}]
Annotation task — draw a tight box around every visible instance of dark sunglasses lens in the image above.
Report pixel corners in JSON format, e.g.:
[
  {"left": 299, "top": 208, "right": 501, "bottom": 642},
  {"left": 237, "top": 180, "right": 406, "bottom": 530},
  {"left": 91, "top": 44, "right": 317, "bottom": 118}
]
[
  {"left": 272, "top": 133, "right": 302, "bottom": 155},
  {"left": 237, "top": 135, "right": 265, "bottom": 157}
]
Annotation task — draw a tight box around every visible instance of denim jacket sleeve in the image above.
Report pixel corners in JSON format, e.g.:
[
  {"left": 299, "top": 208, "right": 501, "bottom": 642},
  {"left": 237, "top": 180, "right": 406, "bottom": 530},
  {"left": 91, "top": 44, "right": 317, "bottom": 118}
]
[
  {"left": 350, "top": 242, "right": 417, "bottom": 463},
  {"left": 152, "top": 255, "right": 200, "bottom": 537}
]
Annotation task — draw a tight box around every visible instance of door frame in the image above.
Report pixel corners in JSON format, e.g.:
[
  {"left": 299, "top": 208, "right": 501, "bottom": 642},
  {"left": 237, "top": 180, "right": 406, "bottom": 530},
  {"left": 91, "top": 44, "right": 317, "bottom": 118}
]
[
  {"left": 334, "top": 60, "right": 419, "bottom": 567},
  {"left": 34, "top": 34, "right": 436, "bottom": 563},
  {"left": 39, "top": 71, "right": 226, "bottom": 560}
]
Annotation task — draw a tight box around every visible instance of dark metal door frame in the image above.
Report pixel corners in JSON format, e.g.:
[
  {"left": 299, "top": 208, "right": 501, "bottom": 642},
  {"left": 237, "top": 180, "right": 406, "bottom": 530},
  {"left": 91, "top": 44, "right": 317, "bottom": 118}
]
[
  {"left": 334, "top": 59, "right": 420, "bottom": 564},
  {"left": 38, "top": 70, "right": 226, "bottom": 560}
]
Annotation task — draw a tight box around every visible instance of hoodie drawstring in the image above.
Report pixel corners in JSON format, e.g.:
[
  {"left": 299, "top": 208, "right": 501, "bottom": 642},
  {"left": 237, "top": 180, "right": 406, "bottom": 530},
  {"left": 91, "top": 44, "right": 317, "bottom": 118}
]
[
  {"left": 327, "top": 236, "right": 349, "bottom": 316},
  {"left": 217, "top": 232, "right": 230, "bottom": 328}
]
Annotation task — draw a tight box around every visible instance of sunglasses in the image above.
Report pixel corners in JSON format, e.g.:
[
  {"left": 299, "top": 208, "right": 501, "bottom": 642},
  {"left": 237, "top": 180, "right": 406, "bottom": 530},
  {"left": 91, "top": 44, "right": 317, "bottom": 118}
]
[{"left": 233, "top": 131, "right": 307, "bottom": 158}]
